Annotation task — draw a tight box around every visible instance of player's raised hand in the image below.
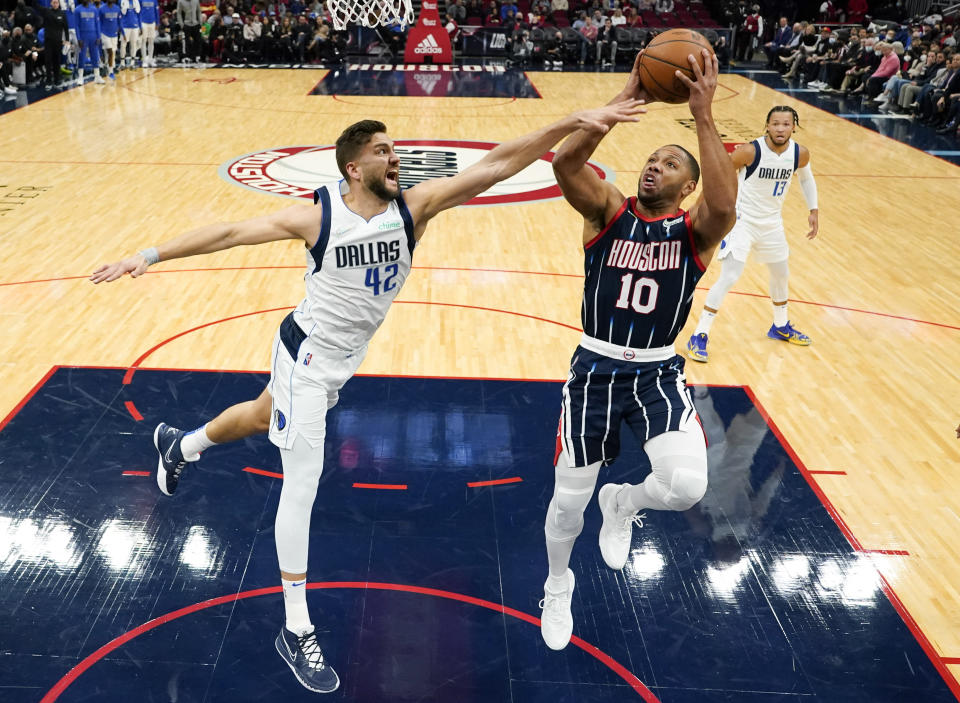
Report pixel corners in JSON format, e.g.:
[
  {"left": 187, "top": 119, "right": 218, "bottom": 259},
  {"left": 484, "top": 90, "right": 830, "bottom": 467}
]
[
  {"left": 622, "top": 50, "right": 655, "bottom": 105},
  {"left": 89, "top": 253, "right": 150, "bottom": 284},
  {"left": 806, "top": 210, "right": 819, "bottom": 239},
  {"left": 573, "top": 99, "right": 646, "bottom": 134},
  {"left": 675, "top": 48, "right": 718, "bottom": 116}
]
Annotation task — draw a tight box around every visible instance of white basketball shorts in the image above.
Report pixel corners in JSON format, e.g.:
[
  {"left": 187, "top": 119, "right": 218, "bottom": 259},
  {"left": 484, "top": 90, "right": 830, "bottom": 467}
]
[
  {"left": 140, "top": 23, "right": 157, "bottom": 41},
  {"left": 717, "top": 216, "right": 788, "bottom": 264},
  {"left": 267, "top": 319, "right": 366, "bottom": 451},
  {"left": 101, "top": 35, "right": 118, "bottom": 51}
]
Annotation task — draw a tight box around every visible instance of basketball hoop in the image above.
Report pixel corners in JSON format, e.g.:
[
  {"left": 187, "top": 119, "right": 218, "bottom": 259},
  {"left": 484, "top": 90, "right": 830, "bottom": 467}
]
[{"left": 326, "top": 0, "right": 414, "bottom": 30}]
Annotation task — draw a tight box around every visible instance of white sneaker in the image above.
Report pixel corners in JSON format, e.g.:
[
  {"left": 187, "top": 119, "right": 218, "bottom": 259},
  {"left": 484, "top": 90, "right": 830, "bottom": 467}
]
[
  {"left": 539, "top": 569, "right": 575, "bottom": 651},
  {"left": 598, "top": 483, "right": 645, "bottom": 570},
  {"left": 3, "top": 85, "right": 17, "bottom": 94},
  {"left": 94, "top": 74, "right": 105, "bottom": 84}
]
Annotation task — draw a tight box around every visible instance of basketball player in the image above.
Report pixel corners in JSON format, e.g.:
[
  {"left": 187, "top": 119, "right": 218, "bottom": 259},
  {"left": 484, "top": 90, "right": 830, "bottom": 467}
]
[
  {"left": 98, "top": 0, "right": 121, "bottom": 79},
  {"left": 686, "top": 106, "right": 819, "bottom": 362},
  {"left": 119, "top": 0, "right": 140, "bottom": 70},
  {"left": 137, "top": 0, "right": 159, "bottom": 66},
  {"left": 90, "top": 101, "right": 644, "bottom": 693},
  {"left": 538, "top": 49, "right": 738, "bottom": 651},
  {"left": 74, "top": 0, "right": 104, "bottom": 84}
]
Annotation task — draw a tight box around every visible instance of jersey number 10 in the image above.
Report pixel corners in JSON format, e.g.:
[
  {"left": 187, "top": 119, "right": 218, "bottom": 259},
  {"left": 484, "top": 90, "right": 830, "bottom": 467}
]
[{"left": 614, "top": 273, "right": 660, "bottom": 314}]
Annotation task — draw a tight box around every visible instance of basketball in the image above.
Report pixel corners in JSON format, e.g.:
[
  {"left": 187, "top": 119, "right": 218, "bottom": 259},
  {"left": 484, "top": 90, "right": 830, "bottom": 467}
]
[{"left": 638, "top": 29, "right": 715, "bottom": 104}]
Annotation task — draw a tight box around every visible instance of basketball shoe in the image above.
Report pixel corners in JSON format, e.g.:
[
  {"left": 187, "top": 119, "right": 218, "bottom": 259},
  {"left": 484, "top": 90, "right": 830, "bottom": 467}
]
[
  {"left": 153, "top": 423, "right": 192, "bottom": 496},
  {"left": 276, "top": 627, "right": 340, "bottom": 693},
  {"left": 686, "top": 333, "right": 708, "bottom": 362},
  {"left": 767, "top": 322, "right": 811, "bottom": 345},
  {"left": 540, "top": 569, "right": 575, "bottom": 651},
  {"left": 598, "top": 483, "right": 645, "bottom": 570}
]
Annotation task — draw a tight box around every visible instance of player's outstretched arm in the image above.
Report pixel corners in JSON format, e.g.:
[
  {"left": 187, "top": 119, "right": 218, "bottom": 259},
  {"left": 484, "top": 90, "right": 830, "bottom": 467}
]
[
  {"left": 683, "top": 50, "right": 737, "bottom": 261},
  {"left": 89, "top": 202, "right": 318, "bottom": 283},
  {"left": 552, "top": 52, "right": 652, "bottom": 232},
  {"left": 403, "top": 99, "right": 645, "bottom": 235}
]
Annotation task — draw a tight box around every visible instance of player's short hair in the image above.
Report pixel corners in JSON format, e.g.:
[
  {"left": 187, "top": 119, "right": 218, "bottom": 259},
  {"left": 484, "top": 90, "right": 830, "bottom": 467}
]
[
  {"left": 666, "top": 144, "right": 701, "bottom": 184},
  {"left": 336, "top": 120, "right": 387, "bottom": 179},
  {"left": 766, "top": 105, "right": 800, "bottom": 127}
]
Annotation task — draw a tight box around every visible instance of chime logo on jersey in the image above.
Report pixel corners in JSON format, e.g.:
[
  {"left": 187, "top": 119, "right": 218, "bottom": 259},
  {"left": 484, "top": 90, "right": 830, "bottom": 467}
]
[{"left": 219, "top": 142, "right": 615, "bottom": 206}]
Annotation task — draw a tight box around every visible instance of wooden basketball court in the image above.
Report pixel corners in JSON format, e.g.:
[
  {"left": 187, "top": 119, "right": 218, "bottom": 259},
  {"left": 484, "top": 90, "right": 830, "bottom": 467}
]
[{"left": 2, "top": 66, "right": 959, "bottom": 698}]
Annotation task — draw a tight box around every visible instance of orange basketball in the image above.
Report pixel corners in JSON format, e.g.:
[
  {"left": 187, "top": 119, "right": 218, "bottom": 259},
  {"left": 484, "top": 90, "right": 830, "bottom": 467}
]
[{"left": 638, "top": 29, "right": 715, "bottom": 104}]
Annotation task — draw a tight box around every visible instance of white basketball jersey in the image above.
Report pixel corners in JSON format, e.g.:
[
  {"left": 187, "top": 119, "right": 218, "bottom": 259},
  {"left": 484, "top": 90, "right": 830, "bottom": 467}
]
[
  {"left": 285, "top": 180, "right": 416, "bottom": 354},
  {"left": 735, "top": 137, "right": 799, "bottom": 224}
]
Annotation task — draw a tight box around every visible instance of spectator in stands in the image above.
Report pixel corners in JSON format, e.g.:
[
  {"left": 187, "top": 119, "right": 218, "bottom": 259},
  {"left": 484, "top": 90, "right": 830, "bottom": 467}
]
[
  {"left": 935, "top": 89, "right": 960, "bottom": 133},
  {"left": 242, "top": 13, "right": 262, "bottom": 60},
  {"left": 624, "top": 7, "right": 641, "bottom": 27},
  {"left": 610, "top": 7, "right": 625, "bottom": 26},
  {"left": 735, "top": 4, "right": 761, "bottom": 62},
  {"left": 879, "top": 47, "right": 939, "bottom": 111},
  {"left": 637, "top": 0, "right": 653, "bottom": 11},
  {"left": 839, "top": 36, "right": 879, "bottom": 92},
  {"left": 782, "top": 23, "right": 819, "bottom": 77},
  {"left": 655, "top": 0, "right": 673, "bottom": 14},
  {"left": 763, "top": 16, "right": 793, "bottom": 68},
  {"left": 596, "top": 15, "right": 616, "bottom": 66},
  {"left": 508, "top": 27, "right": 533, "bottom": 65},
  {"left": 578, "top": 14, "right": 596, "bottom": 64},
  {"left": 14, "top": 23, "right": 40, "bottom": 84},
  {"left": 897, "top": 49, "right": 945, "bottom": 111},
  {"left": 799, "top": 26, "right": 835, "bottom": 82},
  {"left": 854, "top": 40, "right": 900, "bottom": 98},
  {"left": 572, "top": 10, "right": 586, "bottom": 30},
  {"left": 449, "top": 0, "right": 466, "bottom": 23},
  {"left": 551, "top": 0, "right": 568, "bottom": 19},
  {"left": 918, "top": 52, "right": 960, "bottom": 126},
  {"left": 500, "top": 0, "right": 518, "bottom": 21},
  {"left": 445, "top": 12, "right": 460, "bottom": 43},
  {"left": 818, "top": 0, "right": 838, "bottom": 23},
  {"left": 156, "top": 12, "right": 173, "bottom": 56},
  {"left": 846, "top": 0, "right": 868, "bottom": 25},
  {"left": 485, "top": 0, "right": 502, "bottom": 26},
  {"left": 544, "top": 28, "right": 564, "bottom": 67},
  {"left": 811, "top": 33, "right": 859, "bottom": 90}
]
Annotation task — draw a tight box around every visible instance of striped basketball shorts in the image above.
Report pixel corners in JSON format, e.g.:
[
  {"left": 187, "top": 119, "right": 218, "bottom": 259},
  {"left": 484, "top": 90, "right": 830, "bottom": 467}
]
[{"left": 556, "top": 344, "right": 699, "bottom": 468}]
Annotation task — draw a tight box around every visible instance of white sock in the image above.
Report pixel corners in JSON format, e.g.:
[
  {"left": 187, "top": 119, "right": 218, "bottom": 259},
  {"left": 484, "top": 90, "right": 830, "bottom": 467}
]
[
  {"left": 282, "top": 577, "right": 313, "bottom": 635},
  {"left": 694, "top": 310, "right": 717, "bottom": 336},
  {"left": 544, "top": 570, "right": 569, "bottom": 593},
  {"left": 180, "top": 424, "right": 216, "bottom": 460},
  {"left": 773, "top": 303, "right": 788, "bottom": 328}
]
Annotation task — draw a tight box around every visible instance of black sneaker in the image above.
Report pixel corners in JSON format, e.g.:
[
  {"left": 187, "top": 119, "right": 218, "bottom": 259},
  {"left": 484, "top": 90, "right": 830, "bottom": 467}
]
[
  {"left": 153, "top": 423, "right": 189, "bottom": 496},
  {"left": 275, "top": 627, "right": 340, "bottom": 693}
]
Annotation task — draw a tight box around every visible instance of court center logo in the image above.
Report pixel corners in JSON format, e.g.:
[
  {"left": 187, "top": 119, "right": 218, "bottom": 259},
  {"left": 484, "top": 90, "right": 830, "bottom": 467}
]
[{"left": 219, "top": 141, "right": 614, "bottom": 207}]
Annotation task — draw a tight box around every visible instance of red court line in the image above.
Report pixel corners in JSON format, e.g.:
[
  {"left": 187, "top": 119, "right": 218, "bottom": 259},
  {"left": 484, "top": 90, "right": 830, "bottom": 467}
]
[
  {"left": 943, "top": 657, "right": 960, "bottom": 665},
  {"left": 743, "top": 385, "right": 960, "bottom": 700},
  {"left": 122, "top": 470, "right": 150, "bottom": 477},
  {"left": 6, "top": 266, "right": 958, "bottom": 333},
  {"left": 467, "top": 477, "right": 523, "bottom": 488},
  {"left": 808, "top": 470, "right": 848, "bottom": 475},
  {"left": 353, "top": 483, "right": 408, "bottom": 490},
  {"left": 861, "top": 549, "right": 911, "bottom": 556},
  {"left": 243, "top": 466, "right": 284, "bottom": 479},
  {"left": 122, "top": 305, "right": 294, "bottom": 384},
  {"left": 39, "top": 581, "right": 658, "bottom": 703},
  {"left": 124, "top": 401, "right": 143, "bottom": 421}
]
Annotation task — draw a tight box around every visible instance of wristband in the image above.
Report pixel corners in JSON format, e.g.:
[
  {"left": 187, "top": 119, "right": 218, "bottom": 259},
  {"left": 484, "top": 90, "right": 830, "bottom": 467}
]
[{"left": 139, "top": 247, "right": 160, "bottom": 265}]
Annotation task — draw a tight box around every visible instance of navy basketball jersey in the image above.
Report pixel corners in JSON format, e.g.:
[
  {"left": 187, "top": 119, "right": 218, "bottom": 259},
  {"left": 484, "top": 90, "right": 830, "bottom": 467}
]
[{"left": 581, "top": 197, "right": 706, "bottom": 349}]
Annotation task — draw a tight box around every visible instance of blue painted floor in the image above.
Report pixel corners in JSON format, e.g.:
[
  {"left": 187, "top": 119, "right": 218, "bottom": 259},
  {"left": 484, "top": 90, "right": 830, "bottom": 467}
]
[{"left": 0, "top": 367, "right": 955, "bottom": 702}]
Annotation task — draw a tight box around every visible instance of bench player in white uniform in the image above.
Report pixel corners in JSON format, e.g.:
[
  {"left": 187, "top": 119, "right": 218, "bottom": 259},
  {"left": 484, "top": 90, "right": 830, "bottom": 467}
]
[
  {"left": 686, "top": 105, "right": 819, "bottom": 362},
  {"left": 90, "top": 103, "right": 644, "bottom": 693}
]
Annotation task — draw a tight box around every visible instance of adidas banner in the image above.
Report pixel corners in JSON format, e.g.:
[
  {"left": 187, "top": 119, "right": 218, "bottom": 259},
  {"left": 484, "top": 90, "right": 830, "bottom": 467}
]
[{"left": 403, "top": 0, "right": 452, "bottom": 64}]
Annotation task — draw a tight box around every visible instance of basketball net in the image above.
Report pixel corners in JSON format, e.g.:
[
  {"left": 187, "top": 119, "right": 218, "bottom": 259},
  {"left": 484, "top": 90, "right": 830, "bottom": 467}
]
[{"left": 326, "top": 0, "right": 414, "bottom": 30}]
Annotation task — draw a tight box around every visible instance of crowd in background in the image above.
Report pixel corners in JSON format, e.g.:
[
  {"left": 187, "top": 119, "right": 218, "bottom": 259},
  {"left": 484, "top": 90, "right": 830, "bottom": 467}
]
[{"left": 1, "top": 0, "right": 958, "bottom": 140}]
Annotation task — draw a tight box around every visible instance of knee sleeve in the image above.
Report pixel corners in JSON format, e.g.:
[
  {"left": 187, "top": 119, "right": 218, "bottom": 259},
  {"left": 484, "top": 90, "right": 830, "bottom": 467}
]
[
  {"left": 544, "top": 452, "right": 600, "bottom": 542},
  {"left": 767, "top": 259, "right": 789, "bottom": 303},
  {"left": 275, "top": 434, "right": 325, "bottom": 574},
  {"left": 705, "top": 257, "right": 745, "bottom": 310},
  {"left": 643, "top": 422, "right": 708, "bottom": 512}
]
